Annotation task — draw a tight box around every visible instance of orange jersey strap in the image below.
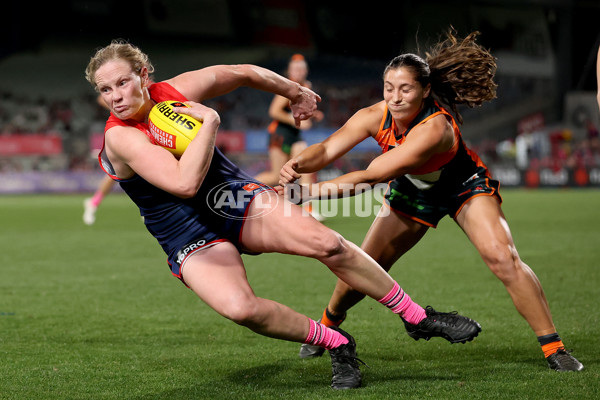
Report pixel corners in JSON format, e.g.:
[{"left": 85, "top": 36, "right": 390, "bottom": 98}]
[{"left": 373, "top": 101, "right": 461, "bottom": 175}]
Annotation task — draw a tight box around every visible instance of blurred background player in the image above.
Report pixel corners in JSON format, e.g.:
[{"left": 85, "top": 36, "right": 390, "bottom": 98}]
[
  {"left": 279, "top": 29, "right": 583, "bottom": 372},
  {"left": 83, "top": 175, "right": 115, "bottom": 225},
  {"left": 255, "top": 54, "right": 325, "bottom": 220},
  {"left": 83, "top": 94, "right": 116, "bottom": 225}
]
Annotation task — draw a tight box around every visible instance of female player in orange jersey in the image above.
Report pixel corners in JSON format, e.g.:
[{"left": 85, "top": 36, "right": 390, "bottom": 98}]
[
  {"left": 255, "top": 54, "right": 323, "bottom": 186},
  {"left": 85, "top": 40, "right": 481, "bottom": 389},
  {"left": 255, "top": 54, "right": 325, "bottom": 220},
  {"left": 279, "top": 29, "right": 583, "bottom": 372}
]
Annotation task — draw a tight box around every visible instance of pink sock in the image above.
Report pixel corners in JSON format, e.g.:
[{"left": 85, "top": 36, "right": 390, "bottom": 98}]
[
  {"left": 303, "top": 319, "right": 348, "bottom": 350},
  {"left": 378, "top": 281, "right": 427, "bottom": 325},
  {"left": 90, "top": 191, "right": 105, "bottom": 207}
]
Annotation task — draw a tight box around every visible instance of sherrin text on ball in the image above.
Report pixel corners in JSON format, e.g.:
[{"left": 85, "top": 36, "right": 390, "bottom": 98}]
[{"left": 148, "top": 101, "right": 202, "bottom": 157}]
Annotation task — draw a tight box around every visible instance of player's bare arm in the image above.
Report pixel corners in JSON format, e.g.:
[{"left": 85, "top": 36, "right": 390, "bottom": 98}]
[
  {"left": 306, "top": 114, "right": 454, "bottom": 199},
  {"left": 105, "top": 104, "right": 220, "bottom": 198},
  {"left": 167, "top": 64, "right": 319, "bottom": 123},
  {"left": 279, "top": 103, "right": 383, "bottom": 187}
]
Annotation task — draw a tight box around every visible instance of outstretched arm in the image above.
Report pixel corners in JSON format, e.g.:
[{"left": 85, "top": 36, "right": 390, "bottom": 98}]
[
  {"left": 293, "top": 115, "right": 453, "bottom": 201},
  {"left": 279, "top": 104, "right": 383, "bottom": 186},
  {"left": 168, "top": 64, "right": 320, "bottom": 126}
]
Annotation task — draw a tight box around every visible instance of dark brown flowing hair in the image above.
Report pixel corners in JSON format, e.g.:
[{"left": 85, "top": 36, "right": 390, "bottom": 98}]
[{"left": 384, "top": 29, "right": 497, "bottom": 124}]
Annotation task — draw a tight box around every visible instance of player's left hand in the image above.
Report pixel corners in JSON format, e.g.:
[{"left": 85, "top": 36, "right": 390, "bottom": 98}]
[{"left": 173, "top": 101, "right": 220, "bottom": 127}]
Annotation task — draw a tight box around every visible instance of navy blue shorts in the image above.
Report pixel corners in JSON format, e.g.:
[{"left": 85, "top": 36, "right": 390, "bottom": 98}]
[{"left": 161, "top": 181, "right": 274, "bottom": 283}]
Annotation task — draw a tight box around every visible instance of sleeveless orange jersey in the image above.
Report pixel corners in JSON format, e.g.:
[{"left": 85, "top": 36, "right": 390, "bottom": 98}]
[{"left": 374, "top": 100, "right": 488, "bottom": 190}]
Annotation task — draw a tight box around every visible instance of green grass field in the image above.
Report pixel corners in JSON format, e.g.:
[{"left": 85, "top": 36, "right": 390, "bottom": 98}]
[{"left": 0, "top": 189, "right": 598, "bottom": 399}]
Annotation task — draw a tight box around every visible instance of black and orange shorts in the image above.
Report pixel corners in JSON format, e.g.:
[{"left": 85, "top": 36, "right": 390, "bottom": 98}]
[
  {"left": 384, "top": 167, "right": 502, "bottom": 227},
  {"left": 268, "top": 121, "right": 302, "bottom": 155}
]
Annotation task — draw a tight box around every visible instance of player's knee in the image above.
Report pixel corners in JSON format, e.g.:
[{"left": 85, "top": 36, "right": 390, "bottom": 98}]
[
  {"left": 482, "top": 244, "right": 522, "bottom": 283},
  {"left": 313, "top": 230, "right": 346, "bottom": 259},
  {"left": 221, "top": 298, "right": 261, "bottom": 326}
]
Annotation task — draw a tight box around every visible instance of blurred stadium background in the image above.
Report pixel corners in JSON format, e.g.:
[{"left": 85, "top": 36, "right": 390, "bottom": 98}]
[{"left": 1, "top": 0, "right": 599, "bottom": 193}]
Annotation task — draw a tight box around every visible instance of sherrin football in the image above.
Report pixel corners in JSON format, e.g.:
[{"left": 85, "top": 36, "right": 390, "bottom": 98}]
[{"left": 148, "top": 100, "right": 202, "bottom": 157}]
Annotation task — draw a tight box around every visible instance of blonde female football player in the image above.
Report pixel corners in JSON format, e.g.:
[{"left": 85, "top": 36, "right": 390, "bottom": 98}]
[
  {"left": 85, "top": 40, "right": 481, "bottom": 390},
  {"left": 279, "top": 30, "right": 583, "bottom": 372}
]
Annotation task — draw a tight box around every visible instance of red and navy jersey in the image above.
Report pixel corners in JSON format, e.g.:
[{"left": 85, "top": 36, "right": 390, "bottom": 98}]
[
  {"left": 98, "top": 82, "right": 270, "bottom": 272},
  {"left": 374, "top": 99, "right": 489, "bottom": 190},
  {"left": 99, "top": 82, "right": 184, "bottom": 179}
]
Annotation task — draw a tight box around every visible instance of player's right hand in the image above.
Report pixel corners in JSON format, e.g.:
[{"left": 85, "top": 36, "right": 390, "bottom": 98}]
[{"left": 290, "top": 86, "right": 321, "bottom": 127}]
